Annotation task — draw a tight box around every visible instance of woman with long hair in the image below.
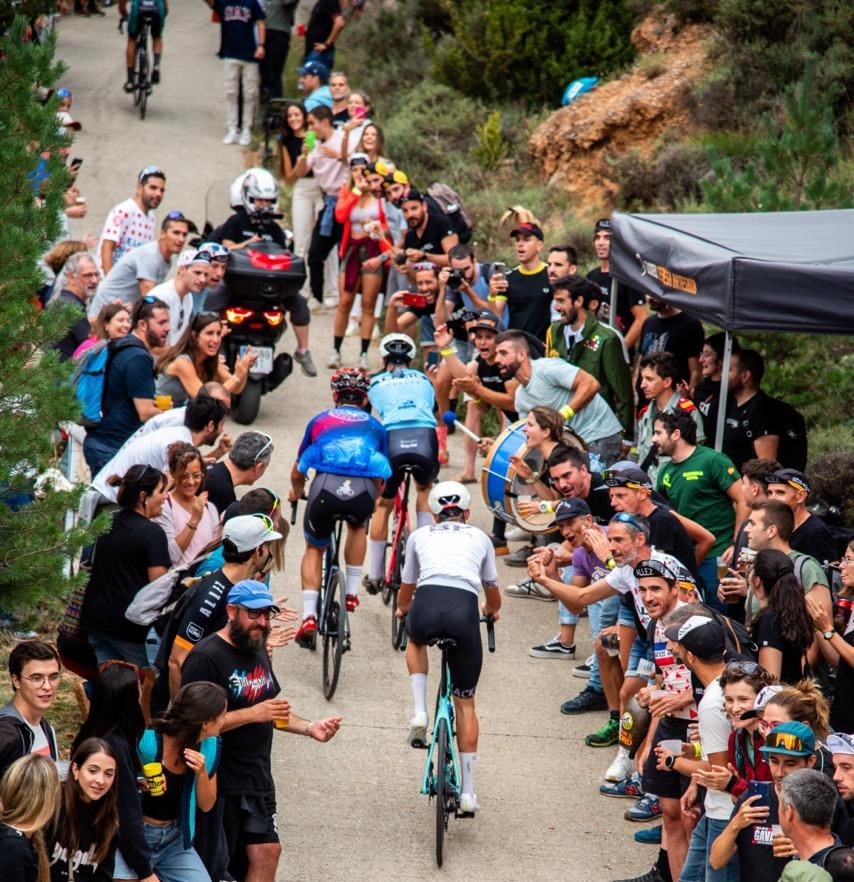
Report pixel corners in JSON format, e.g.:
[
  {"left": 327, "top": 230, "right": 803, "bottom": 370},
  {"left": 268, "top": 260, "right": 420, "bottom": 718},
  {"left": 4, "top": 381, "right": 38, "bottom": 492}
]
[
  {"left": 759, "top": 679, "right": 834, "bottom": 773},
  {"left": 280, "top": 101, "right": 309, "bottom": 187},
  {"left": 0, "top": 754, "right": 61, "bottom": 882},
  {"left": 156, "top": 313, "right": 254, "bottom": 407},
  {"left": 356, "top": 123, "right": 385, "bottom": 165},
  {"left": 72, "top": 303, "right": 132, "bottom": 360},
  {"left": 72, "top": 662, "right": 153, "bottom": 882},
  {"left": 749, "top": 548, "right": 815, "bottom": 683},
  {"left": 47, "top": 738, "right": 119, "bottom": 882},
  {"left": 154, "top": 443, "right": 220, "bottom": 566},
  {"left": 808, "top": 537, "right": 854, "bottom": 733},
  {"left": 509, "top": 405, "right": 565, "bottom": 502},
  {"left": 328, "top": 155, "right": 392, "bottom": 369},
  {"left": 81, "top": 465, "right": 171, "bottom": 668},
  {"left": 339, "top": 91, "right": 371, "bottom": 165}
]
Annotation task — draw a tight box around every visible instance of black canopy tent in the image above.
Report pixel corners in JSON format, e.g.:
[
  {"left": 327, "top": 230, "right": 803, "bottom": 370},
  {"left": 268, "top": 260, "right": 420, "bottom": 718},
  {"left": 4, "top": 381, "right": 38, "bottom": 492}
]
[{"left": 607, "top": 209, "right": 854, "bottom": 450}]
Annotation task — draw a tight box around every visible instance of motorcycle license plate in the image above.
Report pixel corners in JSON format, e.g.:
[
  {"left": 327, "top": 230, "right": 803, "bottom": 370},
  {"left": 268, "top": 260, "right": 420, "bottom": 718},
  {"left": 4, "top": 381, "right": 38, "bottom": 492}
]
[{"left": 241, "top": 345, "right": 274, "bottom": 376}]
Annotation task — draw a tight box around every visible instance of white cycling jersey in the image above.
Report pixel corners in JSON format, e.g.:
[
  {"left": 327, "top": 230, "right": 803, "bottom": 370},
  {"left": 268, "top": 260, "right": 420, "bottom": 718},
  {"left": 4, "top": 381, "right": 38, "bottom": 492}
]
[{"left": 402, "top": 522, "right": 497, "bottom": 597}]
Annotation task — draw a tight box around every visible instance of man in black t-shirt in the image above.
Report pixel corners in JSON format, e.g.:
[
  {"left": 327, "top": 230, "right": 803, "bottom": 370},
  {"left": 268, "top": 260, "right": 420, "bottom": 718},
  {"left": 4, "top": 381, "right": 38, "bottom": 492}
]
[
  {"left": 401, "top": 189, "right": 458, "bottom": 271},
  {"left": 488, "top": 222, "right": 553, "bottom": 341},
  {"left": 206, "top": 430, "right": 275, "bottom": 513},
  {"left": 723, "top": 349, "right": 781, "bottom": 470},
  {"left": 637, "top": 297, "right": 704, "bottom": 395},
  {"left": 303, "top": 0, "right": 346, "bottom": 68},
  {"left": 182, "top": 581, "right": 340, "bottom": 882},
  {"left": 53, "top": 253, "right": 100, "bottom": 362},
  {"left": 767, "top": 469, "right": 837, "bottom": 564},
  {"left": 214, "top": 206, "right": 286, "bottom": 249}
]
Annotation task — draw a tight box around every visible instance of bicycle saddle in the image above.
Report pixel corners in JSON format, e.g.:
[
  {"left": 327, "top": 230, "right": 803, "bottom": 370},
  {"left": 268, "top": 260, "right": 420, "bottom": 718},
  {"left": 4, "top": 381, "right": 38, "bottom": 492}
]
[{"left": 428, "top": 637, "right": 457, "bottom": 650}]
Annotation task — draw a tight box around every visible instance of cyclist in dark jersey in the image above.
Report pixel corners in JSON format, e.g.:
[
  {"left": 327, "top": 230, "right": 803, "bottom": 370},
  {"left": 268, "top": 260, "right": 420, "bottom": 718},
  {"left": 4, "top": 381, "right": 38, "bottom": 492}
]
[
  {"left": 396, "top": 480, "right": 501, "bottom": 815},
  {"left": 120, "top": 0, "right": 167, "bottom": 92},
  {"left": 290, "top": 368, "right": 391, "bottom": 649}
]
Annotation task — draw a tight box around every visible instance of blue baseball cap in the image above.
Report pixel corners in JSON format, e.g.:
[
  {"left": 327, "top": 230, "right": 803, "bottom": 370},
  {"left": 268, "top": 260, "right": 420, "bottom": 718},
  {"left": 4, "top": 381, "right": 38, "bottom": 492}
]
[
  {"left": 227, "top": 579, "right": 280, "bottom": 612},
  {"left": 297, "top": 61, "right": 330, "bottom": 80}
]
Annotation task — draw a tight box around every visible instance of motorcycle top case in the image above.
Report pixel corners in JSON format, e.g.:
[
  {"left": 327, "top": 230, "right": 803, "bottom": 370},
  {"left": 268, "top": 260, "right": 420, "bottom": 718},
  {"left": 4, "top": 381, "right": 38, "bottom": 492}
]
[{"left": 224, "top": 241, "right": 306, "bottom": 303}]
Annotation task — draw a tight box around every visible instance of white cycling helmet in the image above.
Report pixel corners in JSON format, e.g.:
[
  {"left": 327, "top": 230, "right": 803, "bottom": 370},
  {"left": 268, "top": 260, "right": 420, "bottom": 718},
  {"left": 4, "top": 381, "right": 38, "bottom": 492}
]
[
  {"left": 240, "top": 168, "right": 280, "bottom": 216},
  {"left": 378, "top": 332, "right": 415, "bottom": 364},
  {"left": 428, "top": 481, "right": 472, "bottom": 515}
]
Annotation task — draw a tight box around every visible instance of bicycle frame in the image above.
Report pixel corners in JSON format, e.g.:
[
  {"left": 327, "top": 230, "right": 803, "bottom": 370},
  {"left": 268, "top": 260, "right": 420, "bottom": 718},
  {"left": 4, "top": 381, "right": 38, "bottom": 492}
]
[
  {"left": 318, "top": 518, "right": 345, "bottom": 639},
  {"left": 420, "top": 648, "right": 460, "bottom": 799},
  {"left": 384, "top": 469, "right": 412, "bottom": 584}
]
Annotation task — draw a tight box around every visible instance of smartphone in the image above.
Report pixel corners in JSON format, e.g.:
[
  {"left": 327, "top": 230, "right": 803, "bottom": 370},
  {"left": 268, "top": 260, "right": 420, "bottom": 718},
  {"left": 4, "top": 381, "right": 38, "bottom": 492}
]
[
  {"left": 402, "top": 292, "right": 428, "bottom": 309},
  {"left": 427, "top": 350, "right": 441, "bottom": 369},
  {"left": 353, "top": 106, "right": 366, "bottom": 119},
  {"left": 747, "top": 780, "right": 770, "bottom": 807},
  {"left": 304, "top": 131, "right": 317, "bottom": 151},
  {"left": 492, "top": 261, "right": 506, "bottom": 278}
]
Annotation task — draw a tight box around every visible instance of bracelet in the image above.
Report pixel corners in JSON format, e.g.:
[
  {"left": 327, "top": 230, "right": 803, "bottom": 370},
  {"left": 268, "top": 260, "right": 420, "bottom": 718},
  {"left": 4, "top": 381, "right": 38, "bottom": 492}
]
[
  {"left": 606, "top": 556, "right": 617, "bottom": 571},
  {"left": 693, "top": 742, "right": 703, "bottom": 760},
  {"left": 187, "top": 522, "right": 199, "bottom": 530},
  {"left": 440, "top": 347, "right": 455, "bottom": 357},
  {"left": 560, "top": 404, "right": 576, "bottom": 420},
  {"left": 304, "top": 721, "right": 313, "bottom": 736}
]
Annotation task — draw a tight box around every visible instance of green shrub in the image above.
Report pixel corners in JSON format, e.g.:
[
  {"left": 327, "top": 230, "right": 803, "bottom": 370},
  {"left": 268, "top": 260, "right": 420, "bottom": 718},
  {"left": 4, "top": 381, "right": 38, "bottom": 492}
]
[
  {"left": 610, "top": 142, "right": 710, "bottom": 211},
  {"left": 470, "top": 110, "right": 509, "bottom": 171}
]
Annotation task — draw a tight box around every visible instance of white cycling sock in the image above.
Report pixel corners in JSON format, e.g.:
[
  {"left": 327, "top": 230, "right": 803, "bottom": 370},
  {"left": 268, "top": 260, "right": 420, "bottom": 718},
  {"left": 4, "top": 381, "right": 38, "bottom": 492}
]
[
  {"left": 410, "top": 672, "right": 428, "bottom": 716},
  {"left": 368, "top": 539, "right": 386, "bottom": 580},
  {"left": 345, "top": 565, "right": 361, "bottom": 598},
  {"left": 460, "top": 752, "right": 477, "bottom": 795},
  {"left": 302, "top": 591, "right": 319, "bottom": 620},
  {"left": 416, "top": 511, "right": 432, "bottom": 529}
]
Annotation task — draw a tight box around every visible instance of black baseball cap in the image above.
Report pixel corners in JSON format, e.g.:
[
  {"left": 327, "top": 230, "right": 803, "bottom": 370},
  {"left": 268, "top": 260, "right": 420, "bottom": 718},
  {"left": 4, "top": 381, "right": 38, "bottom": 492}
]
[
  {"left": 469, "top": 309, "right": 500, "bottom": 332},
  {"left": 553, "top": 497, "right": 592, "bottom": 522},
  {"left": 664, "top": 615, "right": 726, "bottom": 660},
  {"left": 510, "top": 222, "right": 544, "bottom": 241},
  {"left": 401, "top": 187, "right": 425, "bottom": 203},
  {"left": 767, "top": 468, "right": 810, "bottom": 494},
  {"left": 594, "top": 218, "right": 611, "bottom": 233},
  {"left": 604, "top": 467, "right": 653, "bottom": 493}
]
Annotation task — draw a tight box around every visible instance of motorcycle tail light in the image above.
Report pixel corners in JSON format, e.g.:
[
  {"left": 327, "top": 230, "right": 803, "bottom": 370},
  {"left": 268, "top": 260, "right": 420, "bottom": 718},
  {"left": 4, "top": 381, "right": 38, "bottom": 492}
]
[
  {"left": 225, "top": 307, "right": 254, "bottom": 324},
  {"left": 263, "top": 310, "right": 284, "bottom": 326}
]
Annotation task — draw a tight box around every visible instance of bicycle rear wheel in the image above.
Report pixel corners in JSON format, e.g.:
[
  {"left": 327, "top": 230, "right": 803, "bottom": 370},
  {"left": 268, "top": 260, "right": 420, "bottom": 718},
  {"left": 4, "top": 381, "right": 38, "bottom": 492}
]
[
  {"left": 390, "top": 525, "right": 409, "bottom": 649},
  {"left": 434, "top": 718, "right": 450, "bottom": 867},
  {"left": 321, "top": 568, "right": 345, "bottom": 700},
  {"left": 137, "top": 35, "right": 149, "bottom": 118}
]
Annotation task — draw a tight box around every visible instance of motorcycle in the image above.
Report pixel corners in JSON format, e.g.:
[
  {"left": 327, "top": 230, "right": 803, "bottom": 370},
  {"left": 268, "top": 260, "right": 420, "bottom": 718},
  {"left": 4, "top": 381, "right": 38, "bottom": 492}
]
[{"left": 206, "top": 240, "right": 306, "bottom": 424}]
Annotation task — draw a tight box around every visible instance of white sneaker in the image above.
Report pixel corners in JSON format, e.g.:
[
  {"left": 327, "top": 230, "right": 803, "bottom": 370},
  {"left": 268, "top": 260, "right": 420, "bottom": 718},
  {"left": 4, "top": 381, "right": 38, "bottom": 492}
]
[
  {"left": 505, "top": 526, "right": 531, "bottom": 542},
  {"left": 408, "top": 711, "right": 428, "bottom": 748},
  {"left": 605, "top": 751, "right": 634, "bottom": 783},
  {"left": 308, "top": 299, "right": 326, "bottom": 314},
  {"left": 459, "top": 792, "right": 480, "bottom": 814},
  {"left": 358, "top": 353, "right": 369, "bottom": 371},
  {"left": 222, "top": 128, "right": 239, "bottom": 145},
  {"left": 345, "top": 317, "right": 360, "bottom": 337},
  {"left": 323, "top": 295, "right": 339, "bottom": 308},
  {"left": 326, "top": 350, "right": 342, "bottom": 369},
  {"left": 238, "top": 127, "right": 252, "bottom": 146}
]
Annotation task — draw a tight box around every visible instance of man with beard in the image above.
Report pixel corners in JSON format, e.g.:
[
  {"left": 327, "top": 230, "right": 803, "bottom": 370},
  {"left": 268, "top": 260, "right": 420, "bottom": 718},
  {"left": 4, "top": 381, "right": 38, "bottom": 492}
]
[
  {"left": 401, "top": 188, "right": 458, "bottom": 270},
  {"left": 82, "top": 296, "right": 171, "bottom": 474},
  {"left": 52, "top": 253, "right": 100, "bottom": 361},
  {"left": 828, "top": 733, "right": 854, "bottom": 846},
  {"left": 97, "top": 166, "right": 166, "bottom": 273},
  {"left": 182, "top": 581, "right": 341, "bottom": 882},
  {"left": 546, "top": 243, "right": 578, "bottom": 284},
  {"left": 545, "top": 275, "right": 633, "bottom": 435},
  {"left": 723, "top": 349, "right": 781, "bottom": 469},
  {"left": 637, "top": 296, "right": 704, "bottom": 397}
]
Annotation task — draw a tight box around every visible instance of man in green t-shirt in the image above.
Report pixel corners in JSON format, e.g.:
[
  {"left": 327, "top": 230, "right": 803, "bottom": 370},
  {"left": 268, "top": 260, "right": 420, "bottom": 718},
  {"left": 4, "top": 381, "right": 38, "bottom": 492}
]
[{"left": 653, "top": 409, "right": 748, "bottom": 611}]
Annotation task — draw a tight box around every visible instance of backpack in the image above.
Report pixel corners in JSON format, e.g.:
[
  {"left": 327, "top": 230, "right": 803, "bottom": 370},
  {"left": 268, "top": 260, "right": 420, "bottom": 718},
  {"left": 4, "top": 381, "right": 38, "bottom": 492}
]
[
  {"left": 72, "top": 341, "right": 110, "bottom": 428},
  {"left": 708, "top": 607, "right": 758, "bottom": 661},
  {"left": 427, "top": 183, "right": 473, "bottom": 244},
  {"left": 125, "top": 553, "right": 207, "bottom": 627},
  {"left": 770, "top": 397, "right": 808, "bottom": 471}
]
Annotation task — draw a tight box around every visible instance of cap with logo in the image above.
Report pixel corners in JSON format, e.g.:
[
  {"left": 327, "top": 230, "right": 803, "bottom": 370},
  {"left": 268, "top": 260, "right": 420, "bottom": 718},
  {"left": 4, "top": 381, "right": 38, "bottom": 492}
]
[
  {"left": 739, "top": 684, "right": 785, "bottom": 720},
  {"left": 827, "top": 732, "right": 854, "bottom": 757},
  {"left": 177, "top": 249, "right": 212, "bottom": 268},
  {"left": 634, "top": 556, "right": 682, "bottom": 583},
  {"left": 759, "top": 721, "right": 816, "bottom": 757},
  {"left": 469, "top": 310, "right": 501, "bottom": 332},
  {"left": 297, "top": 61, "right": 330, "bottom": 80},
  {"left": 663, "top": 614, "right": 726, "bottom": 660},
  {"left": 553, "top": 497, "right": 592, "bottom": 522},
  {"left": 510, "top": 222, "right": 544, "bottom": 241},
  {"left": 605, "top": 467, "right": 653, "bottom": 493},
  {"left": 595, "top": 218, "right": 612, "bottom": 233},
  {"left": 227, "top": 579, "right": 280, "bottom": 612},
  {"left": 767, "top": 469, "right": 810, "bottom": 494},
  {"left": 222, "top": 514, "right": 283, "bottom": 553}
]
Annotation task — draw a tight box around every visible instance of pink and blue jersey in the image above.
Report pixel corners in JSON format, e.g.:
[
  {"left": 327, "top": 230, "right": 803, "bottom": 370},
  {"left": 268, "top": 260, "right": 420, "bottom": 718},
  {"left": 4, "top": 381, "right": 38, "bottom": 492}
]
[{"left": 297, "top": 406, "right": 391, "bottom": 479}]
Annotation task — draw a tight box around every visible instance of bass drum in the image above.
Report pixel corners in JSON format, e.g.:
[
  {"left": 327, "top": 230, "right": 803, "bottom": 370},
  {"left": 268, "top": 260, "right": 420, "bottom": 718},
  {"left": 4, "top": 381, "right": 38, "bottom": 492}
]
[{"left": 480, "top": 420, "right": 587, "bottom": 533}]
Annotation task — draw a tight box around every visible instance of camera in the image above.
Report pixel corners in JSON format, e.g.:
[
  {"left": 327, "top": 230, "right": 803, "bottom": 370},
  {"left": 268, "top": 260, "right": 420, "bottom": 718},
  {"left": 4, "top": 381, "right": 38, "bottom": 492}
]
[{"left": 447, "top": 268, "right": 466, "bottom": 290}]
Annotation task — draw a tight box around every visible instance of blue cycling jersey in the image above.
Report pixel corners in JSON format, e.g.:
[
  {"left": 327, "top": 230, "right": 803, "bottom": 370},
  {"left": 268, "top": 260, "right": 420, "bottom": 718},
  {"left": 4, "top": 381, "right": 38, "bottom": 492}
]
[
  {"left": 297, "top": 406, "right": 391, "bottom": 479},
  {"left": 368, "top": 367, "right": 437, "bottom": 430}
]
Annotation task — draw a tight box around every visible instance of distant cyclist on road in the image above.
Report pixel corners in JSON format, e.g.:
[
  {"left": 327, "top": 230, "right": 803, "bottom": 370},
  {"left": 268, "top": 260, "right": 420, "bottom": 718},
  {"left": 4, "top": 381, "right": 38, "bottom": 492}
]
[
  {"left": 289, "top": 368, "right": 391, "bottom": 649},
  {"left": 364, "top": 333, "right": 439, "bottom": 595},
  {"left": 120, "top": 0, "right": 167, "bottom": 92},
  {"left": 396, "top": 480, "right": 501, "bottom": 815}
]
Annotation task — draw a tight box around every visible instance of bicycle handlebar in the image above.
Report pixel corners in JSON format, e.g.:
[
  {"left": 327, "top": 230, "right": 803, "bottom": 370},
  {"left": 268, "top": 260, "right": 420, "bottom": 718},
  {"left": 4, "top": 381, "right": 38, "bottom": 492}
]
[
  {"left": 289, "top": 495, "right": 308, "bottom": 525},
  {"left": 480, "top": 615, "right": 496, "bottom": 653}
]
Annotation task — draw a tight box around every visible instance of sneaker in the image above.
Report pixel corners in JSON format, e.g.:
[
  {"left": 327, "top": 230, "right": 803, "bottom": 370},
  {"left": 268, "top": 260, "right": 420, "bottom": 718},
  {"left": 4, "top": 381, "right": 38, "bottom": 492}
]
[
  {"left": 326, "top": 350, "right": 342, "bottom": 369},
  {"left": 529, "top": 636, "right": 576, "bottom": 659},
  {"left": 345, "top": 594, "right": 359, "bottom": 612},
  {"left": 624, "top": 795, "right": 662, "bottom": 822},
  {"left": 309, "top": 299, "right": 327, "bottom": 314},
  {"left": 459, "top": 792, "right": 479, "bottom": 814},
  {"left": 407, "top": 711, "right": 428, "bottom": 748},
  {"left": 560, "top": 686, "right": 607, "bottom": 715},
  {"left": 295, "top": 616, "right": 317, "bottom": 650},
  {"left": 605, "top": 751, "right": 635, "bottom": 783},
  {"left": 504, "top": 579, "right": 554, "bottom": 601},
  {"left": 362, "top": 575, "right": 382, "bottom": 596},
  {"left": 573, "top": 655, "right": 595, "bottom": 679},
  {"left": 358, "top": 353, "right": 369, "bottom": 371},
  {"left": 239, "top": 127, "right": 252, "bottom": 146},
  {"left": 505, "top": 526, "right": 531, "bottom": 542},
  {"left": 634, "top": 827, "right": 662, "bottom": 845},
  {"left": 600, "top": 773, "right": 644, "bottom": 799},
  {"left": 490, "top": 535, "right": 509, "bottom": 556},
  {"left": 503, "top": 543, "right": 534, "bottom": 567},
  {"left": 151, "top": 67, "right": 160, "bottom": 84},
  {"left": 613, "top": 867, "right": 666, "bottom": 882},
  {"left": 345, "top": 317, "right": 359, "bottom": 337},
  {"left": 323, "top": 295, "right": 339, "bottom": 308},
  {"left": 223, "top": 128, "right": 239, "bottom": 145},
  {"left": 293, "top": 349, "right": 318, "bottom": 377},
  {"left": 586, "top": 717, "right": 620, "bottom": 748}
]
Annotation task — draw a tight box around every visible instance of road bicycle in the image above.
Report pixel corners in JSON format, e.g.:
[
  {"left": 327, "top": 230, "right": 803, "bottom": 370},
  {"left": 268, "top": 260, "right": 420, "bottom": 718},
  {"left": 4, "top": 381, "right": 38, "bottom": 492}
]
[
  {"left": 119, "top": 14, "right": 154, "bottom": 119},
  {"left": 381, "top": 465, "right": 414, "bottom": 651},
  {"left": 411, "top": 616, "right": 495, "bottom": 867},
  {"left": 291, "top": 501, "right": 350, "bottom": 700}
]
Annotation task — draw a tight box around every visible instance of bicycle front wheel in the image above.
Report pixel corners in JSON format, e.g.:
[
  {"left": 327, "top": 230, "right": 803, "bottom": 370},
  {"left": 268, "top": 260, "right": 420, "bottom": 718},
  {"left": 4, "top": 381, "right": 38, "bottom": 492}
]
[
  {"left": 434, "top": 717, "right": 450, "bottom": 867},
  {"left": 321, "top": 568, "right": 345, "bottom": 700}
]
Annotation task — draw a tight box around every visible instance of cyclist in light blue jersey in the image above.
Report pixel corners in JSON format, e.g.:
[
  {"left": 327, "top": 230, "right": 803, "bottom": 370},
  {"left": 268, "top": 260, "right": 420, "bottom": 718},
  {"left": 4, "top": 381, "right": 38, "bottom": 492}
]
[
  {"left": 364, "top": 333, "right": 440, "bottom": 595},
  {"left": 290, "top": 368, "right": 391, "bottom": 648}
]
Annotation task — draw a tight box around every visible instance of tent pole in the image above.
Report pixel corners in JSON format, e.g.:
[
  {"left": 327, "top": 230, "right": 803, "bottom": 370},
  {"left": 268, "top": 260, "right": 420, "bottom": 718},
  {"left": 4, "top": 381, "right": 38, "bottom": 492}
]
[
  {"left": 609, "top": 277, "right": 618, "bottom": 328},
  {"left": 715, "top": 332, "right": 733, "bottom": 452}
]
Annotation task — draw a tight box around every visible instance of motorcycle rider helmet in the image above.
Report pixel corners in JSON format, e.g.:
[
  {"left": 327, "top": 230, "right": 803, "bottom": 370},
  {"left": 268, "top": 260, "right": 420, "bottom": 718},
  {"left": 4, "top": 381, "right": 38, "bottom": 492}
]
[
  {"left": 428, "top": 481, "right": 472, "bottom": 516},
  {"left": 241, "top": 168, "right": 280, "bottom": 217},
  {"left": 330, "top": 367, "right": 371, "bottom": 405},
  {"left": 229, "top": 170, "right": 250, "bottom": 211},
  {"left": 378, "top": 332, "right": 415, "bottom": 365}
]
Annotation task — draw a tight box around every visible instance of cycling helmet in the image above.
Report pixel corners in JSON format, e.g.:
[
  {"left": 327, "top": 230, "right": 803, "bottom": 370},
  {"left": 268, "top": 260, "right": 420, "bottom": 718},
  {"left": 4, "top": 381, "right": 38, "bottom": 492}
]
[
  {"left": 241, "top": 168, "right": 280, "bottom": 216},
  {"left": 428, "top": 481, "right": 472, "bottom": 515},
  {"left": 378, "top": 332, "right": 415, "bottom": 364},
  {"left": 330, "top": 367, "right": 371, "bottom": 403},
  {"left": 196, "top": 242, "right": 230, "bottom": 263}
]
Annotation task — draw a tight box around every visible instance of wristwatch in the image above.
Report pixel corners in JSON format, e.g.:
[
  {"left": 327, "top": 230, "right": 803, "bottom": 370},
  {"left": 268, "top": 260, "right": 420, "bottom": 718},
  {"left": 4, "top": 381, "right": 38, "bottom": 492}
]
[
  {"left": 823, "top": 629, "right": 835, "bottom": 641},
  {"left": 664, "top": 754, "right": 677, "bottom": 770}
]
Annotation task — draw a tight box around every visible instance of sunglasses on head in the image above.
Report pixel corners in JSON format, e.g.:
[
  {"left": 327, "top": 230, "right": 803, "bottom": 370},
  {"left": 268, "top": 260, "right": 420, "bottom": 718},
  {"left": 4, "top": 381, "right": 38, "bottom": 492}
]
[
  {"left": 252, "top": 512, "right": 276, "bottom": 531},
  {"left": 725, "top": 660, "right": 760, "bottom": 676},
  {"left": 139, "top": 165, "right": 165, "bottom": 183},
  {"left": 259, "top": 488, "right": 280, "bottom": 517},
  {"left": 254, "top": 433, "right": 273, "bottom": 463},
  {"left": 613, "top": 512, "right": 643, "bottom": 531}
]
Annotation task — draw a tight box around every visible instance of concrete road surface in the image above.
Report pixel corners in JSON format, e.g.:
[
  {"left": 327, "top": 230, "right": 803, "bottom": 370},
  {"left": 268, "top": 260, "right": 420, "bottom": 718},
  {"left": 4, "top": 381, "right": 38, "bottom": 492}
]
[{"left": 58, "top": 8, "right": 649, "bottom": 879}]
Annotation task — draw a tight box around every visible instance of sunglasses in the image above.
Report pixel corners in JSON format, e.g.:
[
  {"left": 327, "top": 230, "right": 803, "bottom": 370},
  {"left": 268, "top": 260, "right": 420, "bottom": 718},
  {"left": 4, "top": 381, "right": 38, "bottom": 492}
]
[
  {"left": 259, "top": 488, "right": 280, "bottom": 517},
  {"left": 613, "top": 512, "right": 644, "bottom": 531},
  {"left": 764, "top": 730, "right": 808, "bottom": 753},
  {"left": 725, "top": 660, "right": 760, "bottom": 675},
  {"left": 166, "top": 210, "right": 189, "bottom": 221},
  {"left": 254, "top": 433, "right": 273, "bottom": 463},
  {"left": 240, "top": 606, "right": 275, "bottom": 620},
  {"left": 138, "top": 165, "right": 165, "bottom": 183},
  {"left": 252, "top": 512, "right": 276, "bottom": 531}
]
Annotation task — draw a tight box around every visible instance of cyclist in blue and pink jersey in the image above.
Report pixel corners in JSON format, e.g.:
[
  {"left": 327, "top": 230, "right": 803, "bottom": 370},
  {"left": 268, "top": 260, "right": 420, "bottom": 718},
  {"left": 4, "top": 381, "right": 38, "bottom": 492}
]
[{"left": 290, "top": 368, "right": 391, "bottom": 649}]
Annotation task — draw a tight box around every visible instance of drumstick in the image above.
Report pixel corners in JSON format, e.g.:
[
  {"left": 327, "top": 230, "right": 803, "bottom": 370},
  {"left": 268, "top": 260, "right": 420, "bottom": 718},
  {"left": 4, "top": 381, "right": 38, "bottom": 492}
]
[{"left": 442, "top": 410, "right": 481, "bottom": 443}]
